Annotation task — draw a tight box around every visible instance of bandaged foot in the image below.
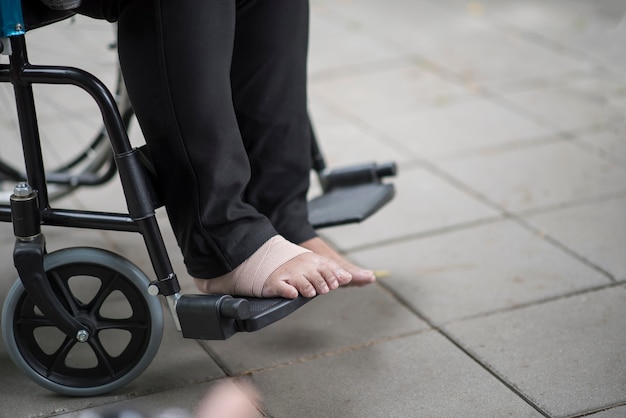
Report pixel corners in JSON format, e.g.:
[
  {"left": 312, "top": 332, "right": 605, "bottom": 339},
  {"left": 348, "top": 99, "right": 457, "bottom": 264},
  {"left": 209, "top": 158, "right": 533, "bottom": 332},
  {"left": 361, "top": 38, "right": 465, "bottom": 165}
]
[
  {"left": 299, "top": 237, "right": 376, "bottom": 286},
  {"left": 194, "top": 235, "right": 352, "bottom": 298}
]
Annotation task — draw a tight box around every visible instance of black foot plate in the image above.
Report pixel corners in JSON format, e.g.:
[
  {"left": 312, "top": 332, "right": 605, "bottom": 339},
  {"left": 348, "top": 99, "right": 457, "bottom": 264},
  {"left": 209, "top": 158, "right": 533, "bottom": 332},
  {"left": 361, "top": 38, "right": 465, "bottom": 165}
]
[
  {"left": 308, "top": 183, "right": 395, "bottom": 229},
  {"left": 176, "top": 294, "right": 312, "bottom": 340}
]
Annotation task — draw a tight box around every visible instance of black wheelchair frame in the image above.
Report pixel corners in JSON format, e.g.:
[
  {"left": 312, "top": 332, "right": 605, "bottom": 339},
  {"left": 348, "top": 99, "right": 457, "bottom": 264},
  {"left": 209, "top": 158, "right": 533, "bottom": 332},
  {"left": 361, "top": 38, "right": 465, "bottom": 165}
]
[{"left": 0, "top": 3, "right": 396, "bottom": 396}]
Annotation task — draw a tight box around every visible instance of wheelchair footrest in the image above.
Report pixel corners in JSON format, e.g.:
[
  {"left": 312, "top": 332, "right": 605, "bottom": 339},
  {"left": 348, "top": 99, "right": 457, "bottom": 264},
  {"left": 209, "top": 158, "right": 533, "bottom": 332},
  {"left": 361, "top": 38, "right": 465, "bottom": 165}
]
[
  {"left": 308, "top": 183, "right": 395, "bottom": 229},
  {"left": 176, "top": 294, "right": 312, "bottom": 340}
]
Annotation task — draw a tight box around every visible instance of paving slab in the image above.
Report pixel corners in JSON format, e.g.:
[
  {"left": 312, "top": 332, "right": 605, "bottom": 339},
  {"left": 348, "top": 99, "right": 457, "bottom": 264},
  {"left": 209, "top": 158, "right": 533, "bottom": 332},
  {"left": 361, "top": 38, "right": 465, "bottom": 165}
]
[
  {"left": 323, "top": 0, "right": 589, "bottom": 88},
  {"left": 444, "top": 286, "right": 626, "bottom": 418},
  {"left": 55, "top": 380, "right": 221, "bottom": 418},
  {"left": 0, "top": 211, "right": 16, "bottom": 233},
  {"left": 310, "top": 61, "right": 473, "bottom": 123},
  {"left": 0, "top": 1, "right": 624, "bottom": 417},
  {"left": 362, "top": 96, "right": 554, "bottom": 160},
  {"left": 612, "top": 92, "right": 626, "bottom": 112},
  {"left": 586, "top": 405, "right": 626, "bottom": 418},
  {"left": 439, "top": 140, "right": 626, "bottom": 213},
  {"left": 349, "top": 219, "right": 612, "bottom": 325},
  {"left": 458, "top": 0, "right": 626, "bottom": 74},
  {"left": 308, "top": 116, "right": 413, "bottom": 169},
  {"left": 499, "top": 76, "right": 624, "bottom": 132},
  {"left": 319, "top": 165, "right": 498, "bottom": 251},
  {"left": 308, "top": 9, "right": 405, "bottom": 77},
  {"left": 252, "top": 331, "right": 543, "bottom": 418},
  {"left": 526, "top": 196, "right": 626, "bottom": 281},
  {"left": 200, "top": 285, "right": 428, "bottom": 375},
  {"left": 575, "top": 126, "right": 626, "bottom": 167},
  {"left": 0, "top": 223, "right": 20, "bottom": 294},
  {"left": 308, "top": 98, "right": 355, "bottom": 129},
  {"left": 435, "top": 0, "right": 622, "bottom": 43},
  {"left": 314, "top": 0, "right": 458, "bottom": 56},
  {"left": 412, "top": 21, "right": 586, "bottom": 89}
]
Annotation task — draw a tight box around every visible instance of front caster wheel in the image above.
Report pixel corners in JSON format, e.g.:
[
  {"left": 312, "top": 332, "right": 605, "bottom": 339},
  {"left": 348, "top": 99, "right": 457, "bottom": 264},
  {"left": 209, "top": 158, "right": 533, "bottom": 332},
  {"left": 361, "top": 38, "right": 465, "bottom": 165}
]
[{"left": 1, "top": 248, "right": 164, "bottom": 396}]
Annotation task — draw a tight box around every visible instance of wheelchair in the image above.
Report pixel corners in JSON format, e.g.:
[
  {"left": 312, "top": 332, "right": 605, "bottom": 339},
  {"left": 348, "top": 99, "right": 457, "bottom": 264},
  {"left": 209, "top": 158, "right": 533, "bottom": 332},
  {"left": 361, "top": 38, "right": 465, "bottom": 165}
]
[{"left": 0, "top": 0, "right": 396, "bottom": 397}]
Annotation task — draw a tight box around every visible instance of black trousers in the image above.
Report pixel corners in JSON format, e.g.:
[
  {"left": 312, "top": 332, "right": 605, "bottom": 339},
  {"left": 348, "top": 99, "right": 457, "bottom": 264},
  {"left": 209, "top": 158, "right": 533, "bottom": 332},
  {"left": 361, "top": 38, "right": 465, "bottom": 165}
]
[{"left": 80, "top": 0, "right": 316, "bottom": 278}]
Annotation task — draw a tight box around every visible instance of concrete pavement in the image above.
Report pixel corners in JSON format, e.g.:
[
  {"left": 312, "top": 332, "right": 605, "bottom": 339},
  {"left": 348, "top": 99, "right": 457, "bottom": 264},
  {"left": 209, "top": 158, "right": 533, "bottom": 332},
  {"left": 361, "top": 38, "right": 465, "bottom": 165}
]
[{"left": 0, "top": 0, "right": 625, "bottom": 416}]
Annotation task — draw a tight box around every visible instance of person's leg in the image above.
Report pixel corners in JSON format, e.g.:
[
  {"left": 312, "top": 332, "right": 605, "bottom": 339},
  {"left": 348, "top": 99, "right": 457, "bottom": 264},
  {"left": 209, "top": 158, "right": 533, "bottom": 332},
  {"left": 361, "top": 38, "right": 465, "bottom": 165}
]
[
  {"left": 231, "top": 0, "right": 314, "bottom": 246},
  {"left": 231, "top": 0, "right": 375, "bottom": 285},
  {"left": 116, "top": 0, "right": 351, "bottom": 297},
  {"left": 117, "top": 0, "right": 271, "bottom": 277}
]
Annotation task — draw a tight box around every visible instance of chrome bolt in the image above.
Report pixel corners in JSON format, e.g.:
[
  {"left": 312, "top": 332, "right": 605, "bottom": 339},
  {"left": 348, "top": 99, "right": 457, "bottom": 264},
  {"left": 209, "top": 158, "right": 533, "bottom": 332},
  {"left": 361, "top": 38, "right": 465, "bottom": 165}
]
[
  {"left": 147, "top": 284, "right": 159, "bottom": 296},
  {"left": 76, "top": 329, "right": 89, "bottom": 343},
  {"left": 13, "top": 183, "right": 32, "bottom": 198},
  {"left": 15, "top": 23, "right": 22, "bottom": 32}
]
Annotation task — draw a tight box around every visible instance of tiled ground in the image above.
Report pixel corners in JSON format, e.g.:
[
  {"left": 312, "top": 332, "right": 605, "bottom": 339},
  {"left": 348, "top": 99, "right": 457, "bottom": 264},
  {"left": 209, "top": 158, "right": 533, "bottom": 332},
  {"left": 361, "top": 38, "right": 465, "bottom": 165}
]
[{"left": 1, "top": 0, "right": 625, "bottom": 417}]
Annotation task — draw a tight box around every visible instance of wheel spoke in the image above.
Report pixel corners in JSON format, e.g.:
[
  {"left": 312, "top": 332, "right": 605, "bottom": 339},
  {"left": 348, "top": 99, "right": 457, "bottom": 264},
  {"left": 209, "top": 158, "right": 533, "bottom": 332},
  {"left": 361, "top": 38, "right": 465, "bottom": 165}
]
[
  {"left": 49, "top": 270, "right": 80, "bottom": 316},
  {"left": 88, "top": 337, "right": 116, "bottom": 378},
  {"left": 15, "top": 316, "right": 56, "bottom": 329},
  {"left": 46, "top": 336, "right": 76, "bottom": 378},
  {"left": 5, "top": 248, "right": 163, "bottom": 396},
  {"left": 87, "top": 272, "right": 120, "bottom": 316},
  {"left": 96, "top": 319, "right": 150, "bottom": 332}
]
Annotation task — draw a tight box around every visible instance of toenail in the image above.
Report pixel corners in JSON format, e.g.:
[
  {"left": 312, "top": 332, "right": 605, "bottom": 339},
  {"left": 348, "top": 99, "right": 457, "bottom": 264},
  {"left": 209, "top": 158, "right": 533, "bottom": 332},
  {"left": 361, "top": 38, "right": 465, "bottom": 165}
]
[{"left": 337, "top": 269, "right": 351, "bottom": 280}]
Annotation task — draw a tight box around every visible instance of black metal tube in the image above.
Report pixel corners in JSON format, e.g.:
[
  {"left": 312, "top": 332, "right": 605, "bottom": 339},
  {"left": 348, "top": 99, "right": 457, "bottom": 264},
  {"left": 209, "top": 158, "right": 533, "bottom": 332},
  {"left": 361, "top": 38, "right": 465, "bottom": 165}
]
[
  {"left": 45, "top": 161, "right": 118, "bottom": 186},
  {"left": 2, "top": 41, "right": 180, "bottom": 294},
  {"left": 310, "top": 122, "right": 326, "bottom": 174},
  {"left": 9, "top": 36, "right": 49, "bottom": 208},
  {"left": 135, "top": 216, "right": 179, "bottom": 294},
  {"left": 14, "top": 235, "right": 85, "bottom": 339},
  {"left": 0, "top": 64, "right": 9, "bottom": 81},
  {"left": 18, "top": 64, "right": 133, "bottom": 156},
  {"left": 0, "top": 206, "right": 11, "bottom": 222},
  {"left": 0, "top": 205, "right": 138, "bottom": 231},
  {"left": 41, "top": 208, "right": 139, "bottom": 232}
]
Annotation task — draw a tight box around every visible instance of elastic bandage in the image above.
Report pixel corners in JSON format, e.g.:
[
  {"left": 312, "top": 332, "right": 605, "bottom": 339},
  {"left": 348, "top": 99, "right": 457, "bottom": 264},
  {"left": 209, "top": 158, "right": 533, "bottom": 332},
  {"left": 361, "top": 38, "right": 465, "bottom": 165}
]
[{"left": 215, "top": 235, "right": 310, "bottom": 297}]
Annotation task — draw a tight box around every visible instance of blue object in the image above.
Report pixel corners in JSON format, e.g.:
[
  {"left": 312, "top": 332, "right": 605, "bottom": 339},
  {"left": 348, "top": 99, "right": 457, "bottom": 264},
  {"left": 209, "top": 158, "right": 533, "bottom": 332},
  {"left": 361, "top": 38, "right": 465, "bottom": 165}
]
[{"left": 0, "top": 0, "right": 25, "bottom": 37}]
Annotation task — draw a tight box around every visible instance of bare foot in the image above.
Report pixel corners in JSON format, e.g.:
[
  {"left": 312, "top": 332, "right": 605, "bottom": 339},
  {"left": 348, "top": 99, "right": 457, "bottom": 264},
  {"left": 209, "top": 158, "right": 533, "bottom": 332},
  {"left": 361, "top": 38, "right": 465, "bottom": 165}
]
[
  {"left": 194, "top": 236, "right": 352, "bottom": 298},
  {"left": 299, "top": 237, "right": 376, "bottom": 286}
]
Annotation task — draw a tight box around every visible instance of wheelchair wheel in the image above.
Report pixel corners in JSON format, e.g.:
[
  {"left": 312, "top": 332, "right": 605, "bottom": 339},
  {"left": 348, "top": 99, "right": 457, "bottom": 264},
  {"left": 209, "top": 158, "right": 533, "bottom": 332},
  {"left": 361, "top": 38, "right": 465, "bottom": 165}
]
[{"left": 1, "top": 247, "right": 163, "bottom": 396}]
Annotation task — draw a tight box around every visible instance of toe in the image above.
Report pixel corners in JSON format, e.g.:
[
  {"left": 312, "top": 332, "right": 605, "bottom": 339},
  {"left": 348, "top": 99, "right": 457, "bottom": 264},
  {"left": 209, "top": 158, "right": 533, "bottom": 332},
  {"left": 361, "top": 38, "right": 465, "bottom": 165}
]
[
  {"left": 350, "top": 269, "right": 376, "bottom": 286},
  {"left": 263, "top": 280, "right": 299, "bottom": 299},
  {"left": 335, "top": 268, "right": 352, "bottom": 286},
  {"left": 288, "top": 274, "right": 318, "bottom": 298},
  {"left": 320, "top": 265, "right": 347, "bottom": 289}
]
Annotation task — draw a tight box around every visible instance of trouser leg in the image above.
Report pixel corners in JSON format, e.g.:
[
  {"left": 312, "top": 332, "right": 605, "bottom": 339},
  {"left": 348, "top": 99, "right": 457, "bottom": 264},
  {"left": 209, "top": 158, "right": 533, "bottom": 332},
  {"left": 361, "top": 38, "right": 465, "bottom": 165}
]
[
  {"left": 117, "top": 0, "right": 276, "bottom": 278},
  {"left": 232, "top": 0, "right": 316, "bottom": 245}
]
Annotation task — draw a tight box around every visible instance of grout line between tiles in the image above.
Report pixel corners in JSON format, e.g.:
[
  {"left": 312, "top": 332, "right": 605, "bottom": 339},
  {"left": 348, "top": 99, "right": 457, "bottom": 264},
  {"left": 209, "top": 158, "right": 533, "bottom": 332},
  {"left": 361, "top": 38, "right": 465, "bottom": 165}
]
[
  {"left": 328, "top": 214, "right": 506, "bottom": 254},
  {"left": 418, "top": 161, "right": 620, "bottom": 282},
  {"left": 570, "top": 400, "right": 626, "bottom": 418},
  {"left": 228, "top": 330, "right": 427, "bottom": 377},
  {"left": 374, "top": 279, "right": 552, "bottom": 417},
  {"left": 438, "top": 281, "right": 626, "bottom": 328}
]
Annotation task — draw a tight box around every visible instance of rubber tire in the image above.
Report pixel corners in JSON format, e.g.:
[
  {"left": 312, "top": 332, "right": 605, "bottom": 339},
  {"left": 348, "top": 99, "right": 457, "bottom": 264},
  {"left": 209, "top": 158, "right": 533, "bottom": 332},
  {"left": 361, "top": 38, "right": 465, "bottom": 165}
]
[{"left": 1, "top": 247, "right": 164, "bottom": 396}]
